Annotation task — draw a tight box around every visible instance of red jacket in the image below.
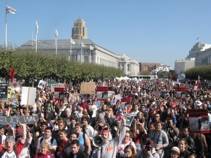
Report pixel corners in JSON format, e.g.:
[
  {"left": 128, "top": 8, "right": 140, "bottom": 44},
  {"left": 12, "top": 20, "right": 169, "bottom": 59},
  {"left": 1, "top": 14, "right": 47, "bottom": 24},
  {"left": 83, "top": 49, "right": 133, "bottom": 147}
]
[{"left": 34, "top": 152, "right": 54, "bottom": 158}]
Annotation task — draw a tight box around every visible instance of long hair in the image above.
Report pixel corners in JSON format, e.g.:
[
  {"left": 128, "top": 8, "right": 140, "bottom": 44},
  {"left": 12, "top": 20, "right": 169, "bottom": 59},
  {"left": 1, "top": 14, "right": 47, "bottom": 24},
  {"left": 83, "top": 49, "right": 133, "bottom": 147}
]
[{"left": 124, "top": 144, "right": 137, "bottom": 158}]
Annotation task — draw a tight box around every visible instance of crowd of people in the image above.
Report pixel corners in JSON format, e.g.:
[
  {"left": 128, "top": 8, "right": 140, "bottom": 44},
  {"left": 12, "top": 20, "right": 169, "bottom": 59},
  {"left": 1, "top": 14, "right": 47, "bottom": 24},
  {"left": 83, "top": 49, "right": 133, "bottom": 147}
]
[{"left": 0, "top": 76, "right": 211, "bottom": 158}]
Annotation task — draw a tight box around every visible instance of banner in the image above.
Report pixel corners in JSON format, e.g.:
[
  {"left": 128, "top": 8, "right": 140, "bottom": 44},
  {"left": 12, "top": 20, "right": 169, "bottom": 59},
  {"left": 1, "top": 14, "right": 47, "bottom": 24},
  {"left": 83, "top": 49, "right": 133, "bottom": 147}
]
[
  {"left": 80, "top": 82, "right": 96, "bottom": 95},
  {"left": 0, "top": 115, "right": 38, "bottom": 125}
]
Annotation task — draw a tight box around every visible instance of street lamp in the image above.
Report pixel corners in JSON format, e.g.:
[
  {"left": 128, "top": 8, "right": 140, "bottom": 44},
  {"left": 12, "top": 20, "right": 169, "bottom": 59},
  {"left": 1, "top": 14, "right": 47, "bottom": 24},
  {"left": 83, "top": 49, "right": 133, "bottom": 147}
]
[{"left": 54, "top": 29, "right": 59, "bottom": 56}]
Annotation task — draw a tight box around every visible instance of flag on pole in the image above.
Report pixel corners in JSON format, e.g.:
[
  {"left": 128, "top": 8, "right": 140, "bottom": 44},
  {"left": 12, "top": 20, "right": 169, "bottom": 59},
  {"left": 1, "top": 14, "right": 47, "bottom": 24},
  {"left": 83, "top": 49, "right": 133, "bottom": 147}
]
[
  {"left": 6, "top": 6, "right": 16, "bottom": 14},
  {"left": 55, "top": 29, "right": 59, "bottom": 38},
  {"left": 70, "top": 38, "right": 75, "bottom": 44},
  {"left": 35, "top": 20, "right": 39, "bottom": 34}
]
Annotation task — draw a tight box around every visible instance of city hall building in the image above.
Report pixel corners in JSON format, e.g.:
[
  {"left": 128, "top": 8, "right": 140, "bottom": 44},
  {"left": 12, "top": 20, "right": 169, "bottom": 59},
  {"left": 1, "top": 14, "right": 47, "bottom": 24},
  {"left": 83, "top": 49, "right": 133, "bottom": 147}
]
[{"left": 19, "top": 19, "right": 139, "bottom": 76}]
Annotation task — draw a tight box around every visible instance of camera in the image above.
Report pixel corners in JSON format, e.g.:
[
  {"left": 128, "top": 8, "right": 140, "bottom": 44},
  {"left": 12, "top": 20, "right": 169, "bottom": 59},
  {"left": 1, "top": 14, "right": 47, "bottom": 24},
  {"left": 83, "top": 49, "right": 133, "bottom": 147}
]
[{"left": 93, "top": 135, "right": 104, "bottom": 148}]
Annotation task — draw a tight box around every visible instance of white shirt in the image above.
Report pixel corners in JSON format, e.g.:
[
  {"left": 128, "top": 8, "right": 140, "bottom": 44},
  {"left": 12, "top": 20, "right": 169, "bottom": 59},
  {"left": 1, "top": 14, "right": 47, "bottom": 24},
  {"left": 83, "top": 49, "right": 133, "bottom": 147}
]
[
  {"left": 18, "top": 147, "right": 30, "bottom": 158},
  {"left": 1, "top": 151, "right": 17, "bottom": 158},
  {"left": 85, "top": 125, "right": 96, "bottom": 138},
  {"left": 36, "top": 136, "right": 57, "bottom": 152}
]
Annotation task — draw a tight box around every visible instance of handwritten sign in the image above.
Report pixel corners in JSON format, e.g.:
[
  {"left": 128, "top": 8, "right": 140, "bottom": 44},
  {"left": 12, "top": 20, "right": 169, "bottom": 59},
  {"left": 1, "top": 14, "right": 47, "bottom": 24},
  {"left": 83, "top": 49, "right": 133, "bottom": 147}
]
[{"left": 80, "top": 82, "right": 96, "bottom": 95}]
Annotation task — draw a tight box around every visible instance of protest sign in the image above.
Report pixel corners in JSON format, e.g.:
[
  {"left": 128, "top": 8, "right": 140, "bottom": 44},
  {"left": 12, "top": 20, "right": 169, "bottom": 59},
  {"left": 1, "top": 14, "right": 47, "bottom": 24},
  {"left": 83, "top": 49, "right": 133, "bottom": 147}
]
[
  {"left": 123, "top": 113, "right": 136, "bottom": 127},
  {"left": 21, "top": 87, "right": 36, "bottom": 106},
  {"left": 188, "top": 109, "right": 211, "bottom": 134},
  {"left": 80, "top": 82, "right": 96, "bottom": 95},
  {"left": 38, "top": 80, "right": 47, "bottom": 89},
  {"left": 51, "top": 83, "right": 65, "bottom": 92},
  {"left": 7, "top": 86, "right": 20, "bottom": 107},
  {"left": 0, "top": 81, "right": 8, "bottom": 99}
]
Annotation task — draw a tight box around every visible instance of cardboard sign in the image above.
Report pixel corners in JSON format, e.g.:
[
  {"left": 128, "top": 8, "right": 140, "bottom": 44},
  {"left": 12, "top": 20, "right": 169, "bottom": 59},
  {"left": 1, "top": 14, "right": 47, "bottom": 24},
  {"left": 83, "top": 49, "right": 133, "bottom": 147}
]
[
  {"left": 0, "top": 115, "right": 38, "bottom": 125},
  {"left": 80, "top": 82, "right": 96, "bottom": 95},
  {"left": 188, "top": 110, "right": 211, "bottom": 134},
  {"left": 0, "top": 81, "right": 8, "bottom": 99},
  {"left": 21, "top": 87, "right": 36, "bottom": 106}
]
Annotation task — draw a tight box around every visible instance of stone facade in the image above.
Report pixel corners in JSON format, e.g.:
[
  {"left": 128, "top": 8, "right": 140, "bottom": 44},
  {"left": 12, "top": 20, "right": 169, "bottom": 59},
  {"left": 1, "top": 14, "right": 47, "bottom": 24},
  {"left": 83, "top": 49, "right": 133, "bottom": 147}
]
[
  {"left": 19, "top": 18, "right": 139, "bottom": 76},
  {"left": 174, "top": 58, "right": 195, "bottom": 74},
  {"left": 187, "top": 42, "right": 211, "bottom": 66}
]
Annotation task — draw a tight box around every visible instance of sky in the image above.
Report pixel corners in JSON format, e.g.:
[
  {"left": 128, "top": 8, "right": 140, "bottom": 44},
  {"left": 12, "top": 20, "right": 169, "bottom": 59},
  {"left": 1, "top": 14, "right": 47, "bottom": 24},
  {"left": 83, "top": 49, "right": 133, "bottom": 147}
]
[{"left": 0, "top": 0, "right": 211, "bottom": 67}]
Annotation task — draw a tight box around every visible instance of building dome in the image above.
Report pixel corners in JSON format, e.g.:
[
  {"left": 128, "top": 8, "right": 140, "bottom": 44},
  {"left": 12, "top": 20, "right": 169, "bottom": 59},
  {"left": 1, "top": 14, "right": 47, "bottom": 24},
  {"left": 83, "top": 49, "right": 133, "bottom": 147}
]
[
  {"left": 74, "top": 18, "right": 86, "bottom": 25},
  {"left": 189, "top": 42, "right": 211, "bottom": 54},
  {"left": 190, "top": 42, "right": 204, "bottom": 52}
]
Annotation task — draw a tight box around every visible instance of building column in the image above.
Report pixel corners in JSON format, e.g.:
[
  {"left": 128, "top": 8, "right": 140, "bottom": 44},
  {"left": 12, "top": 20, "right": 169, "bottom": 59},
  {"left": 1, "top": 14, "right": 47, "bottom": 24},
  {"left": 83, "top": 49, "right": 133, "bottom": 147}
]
[
  {"left": 77, "top": 51, "right": 80, "bottom": 62},
  {"left": 124, "top": 63, "right": 127, "bottom": 75},
  {"left": 89, "top": 51, "right": 92, "bottom": 63},
  {"left": 81, "top": 49, "right": 84, "bottom": 63}
]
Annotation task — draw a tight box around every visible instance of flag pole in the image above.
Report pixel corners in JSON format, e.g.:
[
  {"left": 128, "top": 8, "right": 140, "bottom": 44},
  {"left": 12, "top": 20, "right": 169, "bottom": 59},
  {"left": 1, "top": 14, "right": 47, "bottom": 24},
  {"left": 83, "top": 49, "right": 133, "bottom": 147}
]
[
  {"left": 55, "top": 29, "right": 58, "bottom": 56},
  {"left": 55, "top": 36, "right": 58, "bottom": 56},
  {"left": 35, "top": 31, "right": 38, "bottom": 53},
  {"left": 35, "top": 20, "right": 39, "bottom": 53},
  {"left": 5, "top": 8, "right": 8, "bottom": 51}
]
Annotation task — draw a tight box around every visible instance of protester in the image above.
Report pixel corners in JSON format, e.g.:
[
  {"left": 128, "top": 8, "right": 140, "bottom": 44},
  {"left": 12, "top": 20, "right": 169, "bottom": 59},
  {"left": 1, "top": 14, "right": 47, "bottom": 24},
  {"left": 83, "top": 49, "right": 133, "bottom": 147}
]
[
  {"left": 178, "top": 138, "right": 191, "bottom": 158},
  {"left": 117, "top": 131, "right": 136, "bottom": 157},
  {"left": 36, "top": 127, "right": 57, "bottom": 154},
  {"left": 1, "top": 136, "right": 17, "bottom": 158},
  {"left": 148, "top": 121, "right": 169, "bottom": 158},
  {"left": 91, "top": 119, "right": 126, "bottom": 158},
  {"left": 123, "top": 144, "right": 137, "bottom": 158},
  {"left": 170, "top": 146, "right": 180, "bottom": 158},
  {"left": 34, "top": 143, "right": 55, "bottom": 158},
  {"left": 9, "top": 65, "right": 15, "bottom": 83},
  {"left": 142, "top": 139, "right": 160, "bottom": 158},
  {"left": 0, "top": 64, "right": 8, "bottom": 80},
  {"left": 74, "top": 122, "right": 92, "bottom": 155},
  {"left": 63, "top": 140, "right": 88, "bottom": 158}
]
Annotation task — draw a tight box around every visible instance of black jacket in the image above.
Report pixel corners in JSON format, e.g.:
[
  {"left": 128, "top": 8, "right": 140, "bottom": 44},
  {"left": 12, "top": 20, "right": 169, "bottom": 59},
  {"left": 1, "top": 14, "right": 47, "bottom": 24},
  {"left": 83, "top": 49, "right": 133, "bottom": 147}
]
[{"left": 63, "top": 149, "right": 88, "bottom": 158}]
